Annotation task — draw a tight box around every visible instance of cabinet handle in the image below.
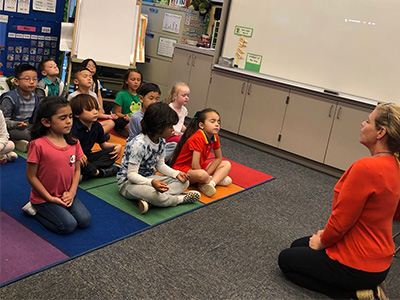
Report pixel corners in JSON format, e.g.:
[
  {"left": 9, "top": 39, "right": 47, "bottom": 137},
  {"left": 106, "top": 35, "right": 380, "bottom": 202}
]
[
  {"left": 187, "top": 54, "right": 192, "bottom": 65},
  {"left": 247, "top": 83, "right": 252, "bottom": 95},
  {"left": 241, "top": 82, "right": 246, "bottom": 94},
  {"left": 336, "top": 106, "right": 342, "bottom": 119},
  {"left": 328, "top": 105, "right": 334, "bottom": 117},
  {"left": 192, "top": 55, "right": 196, "bottom": 67}
]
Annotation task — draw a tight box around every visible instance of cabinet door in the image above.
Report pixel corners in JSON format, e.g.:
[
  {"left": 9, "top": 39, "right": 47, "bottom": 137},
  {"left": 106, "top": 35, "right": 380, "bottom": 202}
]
[
  {"left": 206, "top": 72, "right": 246, "bottom": 133},
  {"left": 279, "top": 91, "right": 336, "bottom": 162},
  {"left": 186, "top": 52, "right": 213, "bottom": 116},
  {"left": 324, "top": 103, "right": 371, "bottom": 170},
  {"left": 168, "top": 47, "right": 192, "bottom": 90},
  {"left": 239, "top": 81, "right": 288, "bottom": 147}
]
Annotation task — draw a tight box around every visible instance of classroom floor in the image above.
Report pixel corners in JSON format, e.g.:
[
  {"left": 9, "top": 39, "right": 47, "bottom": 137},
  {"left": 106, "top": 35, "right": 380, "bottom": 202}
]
[{"left": 1, "top": 136, "right": 399, "bottom": 300}]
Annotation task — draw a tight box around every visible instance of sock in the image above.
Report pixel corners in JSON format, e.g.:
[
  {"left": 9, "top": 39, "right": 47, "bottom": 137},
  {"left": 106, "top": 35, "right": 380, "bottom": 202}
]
[
  {"left": 97, "top": 169, "right": 104, "bottom": 177},
  {"left": 210, "top": 180, "right": 216, "bottom": 187}
]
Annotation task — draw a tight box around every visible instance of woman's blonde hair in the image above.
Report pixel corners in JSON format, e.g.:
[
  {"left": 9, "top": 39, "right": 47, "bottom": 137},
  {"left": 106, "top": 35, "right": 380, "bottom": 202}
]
[
  {"left": 166, "top": 82, "right": 188, "bottom": 104},
  {"left": 375, "top": 102, "right": 400, "bottom": 154}
]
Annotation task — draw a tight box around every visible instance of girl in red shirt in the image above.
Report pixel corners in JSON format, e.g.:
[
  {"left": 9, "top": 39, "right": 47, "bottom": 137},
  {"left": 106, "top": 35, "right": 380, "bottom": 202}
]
[{"left": 171, "top": 108, "right": 231, "bottom": 197}]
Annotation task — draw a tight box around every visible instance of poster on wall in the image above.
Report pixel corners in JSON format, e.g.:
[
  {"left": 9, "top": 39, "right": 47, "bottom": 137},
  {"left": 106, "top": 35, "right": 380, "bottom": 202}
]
[
  {"left": 4, "top": 17, "right": 60, "bottom": 76},
  {"left": 4, "top": 0, "right": 17, "bottom": 12},
  {"left": 17, "top": 0, "right": 30, "bottom": 14},
  {"left": 33, "top": 0, "right": 56, "bottom": 13}
]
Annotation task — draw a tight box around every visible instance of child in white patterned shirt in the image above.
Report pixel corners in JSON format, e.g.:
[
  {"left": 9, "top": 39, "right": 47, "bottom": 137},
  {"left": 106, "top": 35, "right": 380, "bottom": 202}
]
[{"left": 117, "top": 102, "right": 200, "bottom": 214}]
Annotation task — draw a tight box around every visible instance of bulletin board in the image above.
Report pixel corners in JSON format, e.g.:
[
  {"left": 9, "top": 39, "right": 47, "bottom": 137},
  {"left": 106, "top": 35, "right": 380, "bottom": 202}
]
[
  {"left": 221, "top": 0, "right": 400, "bottom": 104},
  {"left": 0, "top": 0, "right": 66, "bottom": 76}
]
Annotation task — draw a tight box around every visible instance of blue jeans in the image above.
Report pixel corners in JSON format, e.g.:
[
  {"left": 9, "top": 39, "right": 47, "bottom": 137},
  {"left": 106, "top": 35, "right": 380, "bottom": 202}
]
[{"left": 32, "top": 197, "right": 91, "bottom": 234}]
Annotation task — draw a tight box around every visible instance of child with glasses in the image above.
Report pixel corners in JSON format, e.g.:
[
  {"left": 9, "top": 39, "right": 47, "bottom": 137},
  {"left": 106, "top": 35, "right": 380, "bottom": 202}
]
[{"left": 0, "top": 64, "right": 40, "bottom": 152}]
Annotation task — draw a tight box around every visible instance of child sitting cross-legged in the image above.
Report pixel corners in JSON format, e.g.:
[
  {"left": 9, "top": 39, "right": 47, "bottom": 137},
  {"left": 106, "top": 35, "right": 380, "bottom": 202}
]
[
  {"left": 70, "top": 94, "right": 122, "bottom": 181},
  {"left": 117, "top": 102, "right": 201, "bottom": 214}
]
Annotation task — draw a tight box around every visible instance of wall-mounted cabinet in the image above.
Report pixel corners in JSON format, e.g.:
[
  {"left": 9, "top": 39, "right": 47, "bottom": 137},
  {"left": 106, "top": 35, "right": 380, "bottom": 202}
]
[{"left": 168, "top": 46, "right": 214, "bottom": 116}]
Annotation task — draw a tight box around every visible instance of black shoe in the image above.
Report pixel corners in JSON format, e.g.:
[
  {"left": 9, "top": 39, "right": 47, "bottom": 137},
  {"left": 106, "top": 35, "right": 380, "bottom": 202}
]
[
  {"left": 100, "top": 166, "right": 119, "bottom": 178},
  {"left": 104, "top": 133, "right": 110, "bottom": 141}
]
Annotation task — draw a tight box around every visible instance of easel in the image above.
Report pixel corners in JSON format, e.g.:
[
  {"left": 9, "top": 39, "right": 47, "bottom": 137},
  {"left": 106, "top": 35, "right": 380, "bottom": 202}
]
[{"left": 66, "top": 0, "right": 143, "bottom": 89}]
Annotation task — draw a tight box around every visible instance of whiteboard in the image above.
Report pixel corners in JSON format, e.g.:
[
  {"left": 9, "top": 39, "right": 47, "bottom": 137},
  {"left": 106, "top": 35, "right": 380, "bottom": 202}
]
[
  {"left": 222, "top": 0, "right": 400, "bottom": 104},
  {"left": 73, "top": 0, "right": 138, "bottom": 66}
]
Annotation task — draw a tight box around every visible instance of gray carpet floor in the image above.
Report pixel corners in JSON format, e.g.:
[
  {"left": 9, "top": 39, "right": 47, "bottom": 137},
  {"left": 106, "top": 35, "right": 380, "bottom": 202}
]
[{"left": 1, "top": 136, "right": 399, "bottom": 300}]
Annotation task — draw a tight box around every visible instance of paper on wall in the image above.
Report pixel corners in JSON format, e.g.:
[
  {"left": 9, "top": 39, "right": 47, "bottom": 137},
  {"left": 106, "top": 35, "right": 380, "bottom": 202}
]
[{"left": 59, "top": 22, "right": 74, "bottom": 51}]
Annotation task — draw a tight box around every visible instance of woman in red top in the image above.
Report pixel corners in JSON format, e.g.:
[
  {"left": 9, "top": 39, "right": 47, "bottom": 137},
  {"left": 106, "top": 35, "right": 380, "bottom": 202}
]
[{"left": 278, "top": 103, "right": 400, "bottom": 300}]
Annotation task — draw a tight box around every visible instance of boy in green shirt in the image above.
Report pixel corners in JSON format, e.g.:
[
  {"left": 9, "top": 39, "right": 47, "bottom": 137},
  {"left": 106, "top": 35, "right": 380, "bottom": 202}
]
[{"left": 36, "top": 59, "right": 67, "bottom": 100}]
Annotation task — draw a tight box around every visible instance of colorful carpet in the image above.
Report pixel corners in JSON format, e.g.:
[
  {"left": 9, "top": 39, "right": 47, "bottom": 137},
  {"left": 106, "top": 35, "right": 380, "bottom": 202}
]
[{"left": 0, "top": 142, "right": 274, "bottom": 286}]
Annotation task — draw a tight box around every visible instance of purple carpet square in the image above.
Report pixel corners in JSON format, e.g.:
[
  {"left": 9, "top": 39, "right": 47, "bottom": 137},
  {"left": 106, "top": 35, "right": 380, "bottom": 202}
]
[{"left": 0, "top": 212, "right": 69, "bottom": 285}]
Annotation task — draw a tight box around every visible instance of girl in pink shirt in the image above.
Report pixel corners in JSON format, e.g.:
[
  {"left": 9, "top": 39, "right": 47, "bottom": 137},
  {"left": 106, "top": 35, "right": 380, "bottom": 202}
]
[{"left": 23, "top": 96, "right": 91, "bottom": 234}]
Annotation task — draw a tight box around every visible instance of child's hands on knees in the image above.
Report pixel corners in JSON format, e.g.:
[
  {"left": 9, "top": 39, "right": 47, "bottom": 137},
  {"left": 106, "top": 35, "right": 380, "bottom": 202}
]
[
  {"left": 79, "top": 155, "right": 88, "bottom": 167},
  {"left": 61, "top": 191, "right": 74, "bottom": 207},
  {"left": 151, "top": 179, "right": 169, "bottom": 192},
  {"left": 176, "top": 172, "right": 190, "bottom": 183},
  {"left": 110, "top": 144, "right": 122, "bottom": 160},
  {"left": 49, "top": 196, "right": 68, "bottom": 207}
]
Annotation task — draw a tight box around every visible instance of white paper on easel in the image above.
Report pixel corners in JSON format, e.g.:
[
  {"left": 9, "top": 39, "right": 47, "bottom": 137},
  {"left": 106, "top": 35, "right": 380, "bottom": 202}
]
[{"left": 59, "top": 22, "right": 74, "bottom": 51}]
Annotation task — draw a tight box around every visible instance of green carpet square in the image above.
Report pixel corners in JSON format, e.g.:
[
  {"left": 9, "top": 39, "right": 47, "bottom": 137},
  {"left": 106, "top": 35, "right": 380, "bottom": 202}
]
[{"left": 86, "top": 182, "right": 204, "bottom": 225}]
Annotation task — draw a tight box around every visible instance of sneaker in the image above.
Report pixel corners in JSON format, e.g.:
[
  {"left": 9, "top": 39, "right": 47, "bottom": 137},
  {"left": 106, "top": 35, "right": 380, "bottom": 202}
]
[
  {"left": 356, "top": 289, "right": 375, "bottom": 300},
  {"left": 0, "top": 154, "right": 7, "bottom": 164},
  {"left": 182, "top": 191, "right": 201, "bottom": 203},
  {"left": 198, "top": 182, "right": 216, "bottom": 197},
  {"left": 138, "top": 200, "right": 149, "bottom": 214},
  {"left": 376, "top": 282, "right": 389, "bottom": 300},
  {"left": 6, "top": 151, "right": 18, "bottom": 162},
  {"left": 15, "top": 140, "right": 29, "bottom": 152},
  {"left": 218, "top": 176, "right": 232, "bottom": 186},
  {"left": 22, "top": 202, "right": 37, "bottom": 216},
  {"left": 100, "top": 166, "right": 119, "bottom": 178}
]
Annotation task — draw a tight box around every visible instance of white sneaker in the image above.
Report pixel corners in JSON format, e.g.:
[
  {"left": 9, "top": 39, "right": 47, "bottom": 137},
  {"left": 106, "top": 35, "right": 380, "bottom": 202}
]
[
  {"left": 6, "top": 151, "right": 18, "bottom": 161},
  {"left": 22, "top": 202, "right": 37, "bottom": 216},
  {"left": 138, "top": 200, "right": 149, "bottom": 214},
  {"left": 218, "top": 176, "right": 232, "bottom": 186},
  {"left": 198, "top": 183, "right": 216, "bottom": 197},
  {"left": 182, "top": 191, "right": 201, "bottom": 203},
  {"left": 15, "top": 140, "right": 29, "bottom": 152}
]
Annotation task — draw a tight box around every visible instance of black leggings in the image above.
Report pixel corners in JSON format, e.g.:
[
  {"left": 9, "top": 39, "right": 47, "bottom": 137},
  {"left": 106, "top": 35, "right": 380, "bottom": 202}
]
[
  {"left": 81, "top": 147, "right": 115, "bottom": 177},
  {"left": 278, "top": 237, "right": 389, "bottom": 299}
]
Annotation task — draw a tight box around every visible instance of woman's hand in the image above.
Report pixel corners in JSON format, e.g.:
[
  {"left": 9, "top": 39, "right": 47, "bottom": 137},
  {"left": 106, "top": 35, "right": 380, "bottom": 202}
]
[
  {"left": 309, "top": 234, "right": 326, "bottom": 250},
  {"left": 151, "top": 179, "right": 169, "bottom": 192}
]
